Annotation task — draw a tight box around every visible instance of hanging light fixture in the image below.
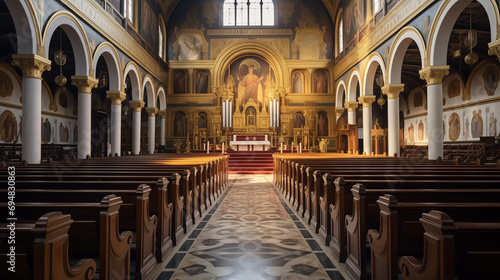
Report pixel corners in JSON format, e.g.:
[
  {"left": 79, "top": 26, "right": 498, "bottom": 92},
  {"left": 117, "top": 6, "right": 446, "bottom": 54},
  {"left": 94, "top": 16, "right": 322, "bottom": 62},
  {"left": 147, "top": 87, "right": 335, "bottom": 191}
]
[
  {"left": 54, "top": 29, "right": 67, "bottom": 87},
  {"left": 464, "top": 5, "right": 478, "bottom": 65}
]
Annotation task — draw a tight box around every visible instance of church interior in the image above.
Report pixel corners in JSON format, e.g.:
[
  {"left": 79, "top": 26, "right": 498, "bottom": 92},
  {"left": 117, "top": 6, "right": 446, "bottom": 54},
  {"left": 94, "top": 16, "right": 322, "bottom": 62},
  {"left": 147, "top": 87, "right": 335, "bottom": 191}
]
[{"left": 1, "top": 0, "right": 500, "bottom": 279}]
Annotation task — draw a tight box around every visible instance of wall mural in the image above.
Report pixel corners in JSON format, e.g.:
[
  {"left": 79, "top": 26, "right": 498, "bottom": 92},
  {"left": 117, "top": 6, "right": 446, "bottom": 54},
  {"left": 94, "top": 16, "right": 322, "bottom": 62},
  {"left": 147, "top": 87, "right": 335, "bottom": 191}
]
[
  {"left": 41, "top": 118, "right": 52, "bottom": 144},
  {"left": 408, "top": 123, "right": 415, "bottom": 143},
  {"left": 0, "top": 111, "right": 17, "bottom": 142},
  {"left": 141, "top": 1, "right": 158, "bottom": 49},
  {"left": 343, "top": 0, "right": 365, "bottom": 48},
  {"left": 490, "top": 112, "right": 497, "bottom": 136},
  {"left": 314, "top": 70, "right": 328, "bottom": 93},
  {"left": 178, "top": 34, "right": 201, "bottom": 60},
  {"left": 173, "top": 70, "right": 188, "bottom": 93},
  {"left": 174, "top": 112, "right": 186, "bottom": 137},
  {"left": 418, "top": 120, "right": 424, "bottom": 141},
  {"left": 195, "top": 70, "right": 209, "bottom": 93},
  {"left": 471, "top": 110, "right": 483, "bottom": 138},
  {"left": 483, "top": 65, "right": 498, "bottom": 96},
  {"left": 317, "top": 111, "right": 328, "bottom": 136},
  {"left": 448, "top": 113, "right": 460, "bottom": 141},
  {"left": 197, "top": 112, "right": 207, "bottom": 128},
  {"left": 293, "top": 112, "right": 305, "bottom": 128},
  {"left": 447, "top": 78, "right": 460, "bottom": 98},
  {"left": 292, "top": 71, "right": 303, "bottom": 93},
  {"left": 0, "top": 70, "right": 13, "bottom": 98},
  {"left": 414, "top": 90, "right": 424, "bottom": 107},
  {"left": 59, "top": 122, "right": 69, "bottom": 142},
  {"left": 226, "top": 56, "right": 271, "bottom": 111}
]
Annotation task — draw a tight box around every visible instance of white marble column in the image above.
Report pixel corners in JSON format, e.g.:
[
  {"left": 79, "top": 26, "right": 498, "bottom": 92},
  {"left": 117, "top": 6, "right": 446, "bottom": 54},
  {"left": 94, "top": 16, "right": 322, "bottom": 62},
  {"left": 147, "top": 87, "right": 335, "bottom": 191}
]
[
  {"left": 158, "top": 110, "right": 166, "bottom": 147},
  {"left": 106, "top": 91, "right": 126, "bottom": 156},
  {"left": 12, "top": 54, "right": 51, "bottom": 164},
  {"left": 146, "top": 107, "right": 158, "bottom": 154},
  {"left": 130, "top": 100, "right": 144, "bottom": 155},
  {"left": 344, "top": 102, "right": 358, "bottom": 125},
  {"left": 72, "top": 76, "right": 98, "bottom": 159},
  {"left": 358, "top": 96, "right": 376, "bottom": 155},
  {"left": 420, "top": 66, "right": 449, "bottom": 160},
  {"left": 382, "top": 84, "right": 404, "bottom": 157}
]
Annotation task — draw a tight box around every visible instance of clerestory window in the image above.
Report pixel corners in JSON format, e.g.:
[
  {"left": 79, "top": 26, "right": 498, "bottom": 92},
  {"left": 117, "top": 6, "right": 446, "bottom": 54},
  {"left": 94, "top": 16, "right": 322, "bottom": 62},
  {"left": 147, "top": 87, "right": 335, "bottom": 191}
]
[{"left": 223, "top": 0, "right": 275, "bottom": 26}]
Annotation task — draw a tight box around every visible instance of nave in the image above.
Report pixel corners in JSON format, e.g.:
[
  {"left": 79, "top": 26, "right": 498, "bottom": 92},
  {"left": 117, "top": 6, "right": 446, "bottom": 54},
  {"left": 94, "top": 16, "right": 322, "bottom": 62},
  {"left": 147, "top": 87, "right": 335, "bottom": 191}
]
[{"left": 154, "top": 174, "right": 346, "bottom": 280}]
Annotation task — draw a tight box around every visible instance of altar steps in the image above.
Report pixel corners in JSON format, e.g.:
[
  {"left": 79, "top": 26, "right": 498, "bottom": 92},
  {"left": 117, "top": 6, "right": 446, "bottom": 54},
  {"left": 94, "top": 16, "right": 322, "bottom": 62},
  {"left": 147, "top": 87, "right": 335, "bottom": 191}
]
[{"left": 227, "top": 151, "right": 275, "bottom": 174}]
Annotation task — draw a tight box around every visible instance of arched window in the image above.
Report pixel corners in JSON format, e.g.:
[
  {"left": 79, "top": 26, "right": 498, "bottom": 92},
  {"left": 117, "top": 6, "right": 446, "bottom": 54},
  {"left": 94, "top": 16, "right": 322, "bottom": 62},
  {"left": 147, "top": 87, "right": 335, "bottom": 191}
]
[
  {"left": 338, "top": 18, "right": 344, "bottom": 53},
  {"left": 223, "top": 0, "right": 275, "bottom": 27},
  {"left": 373, "top": 0, "right": 382, "bottom": 14},
  {"left": 124, "top": 0, "right": 134, "bottom": 23}
]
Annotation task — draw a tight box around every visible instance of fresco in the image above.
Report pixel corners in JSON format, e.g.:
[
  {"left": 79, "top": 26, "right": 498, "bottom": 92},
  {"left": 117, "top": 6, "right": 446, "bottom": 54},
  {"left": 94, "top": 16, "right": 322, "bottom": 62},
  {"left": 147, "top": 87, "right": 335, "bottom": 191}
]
[
  {"left": 226, "top": 56, "right": 271, "bottom": 111},
  {"left": 292, "top": 71, "right": 303, "bottom": 93},
  {"left": 342, "top": 0, "right": 365, "bottom": 48},
  {"left": 141, "top": 1, "right": 158, "bottom": 49}
]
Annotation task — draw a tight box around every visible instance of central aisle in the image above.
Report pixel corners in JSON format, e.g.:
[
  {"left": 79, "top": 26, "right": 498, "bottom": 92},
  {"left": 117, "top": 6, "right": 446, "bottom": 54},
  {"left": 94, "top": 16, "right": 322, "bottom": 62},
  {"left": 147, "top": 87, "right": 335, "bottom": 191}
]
[{"left": 156, "top": 175, "right": 345, "bottom": 280}]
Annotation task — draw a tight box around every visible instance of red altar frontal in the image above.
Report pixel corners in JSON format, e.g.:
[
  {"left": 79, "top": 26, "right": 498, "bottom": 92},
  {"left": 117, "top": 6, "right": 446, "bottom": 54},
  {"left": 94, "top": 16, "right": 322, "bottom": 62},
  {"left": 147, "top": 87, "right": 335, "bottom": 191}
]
[{"left": 229, "top": 135, "right": 271, "bottom": 151}]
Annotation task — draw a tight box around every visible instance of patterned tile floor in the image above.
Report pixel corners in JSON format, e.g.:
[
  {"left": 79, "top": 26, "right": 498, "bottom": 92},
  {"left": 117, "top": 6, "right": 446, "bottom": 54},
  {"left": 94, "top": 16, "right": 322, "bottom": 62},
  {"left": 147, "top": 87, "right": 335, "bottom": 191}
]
[{"left": 154, "top": 175, "right": 347, "bottom": 280}]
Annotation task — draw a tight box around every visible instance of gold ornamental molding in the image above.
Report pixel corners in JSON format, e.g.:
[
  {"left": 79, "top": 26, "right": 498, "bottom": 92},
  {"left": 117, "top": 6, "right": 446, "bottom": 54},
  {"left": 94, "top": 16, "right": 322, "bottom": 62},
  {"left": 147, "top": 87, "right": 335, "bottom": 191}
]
[
  {"left": 60, "top": 0, "right": 167, "bottom": 84},
  {"left": 145, "top": 107, "right": 158, "bottom": 117},
  {"left": 129, "top": 100, "right": 145, "bottom": 112},
  {"left": 207, "top": 29, "right": 293, "bottom": 36},
  {"left": 488, "top": 39, "right": 500, "bottom": 61},
  {"left": 381, "top": 84, "right": 405, "bottom": 99},
  {"left": 71, "top": 76, "right": 98, "bottom": 93},
  {"left": 157, "top": 110, "right": 167, "bottom": 118},
  {"left": 335, "top": 107, "right": 345, "bottom": 116},
  {"left": 334, "top": 0, "right": 435, "bottom": 81},
  {"left": 106, "top": 91, "right": 126, "bottom": 105},
  {"left": 358, "top": 95, "right": 376, "bottom": 107},
  {"left": 419, "top": 66, "right": 449, "bottom": 86},
  {"left": 344, "top": 101, "right": 359, "bottom": 112},
  {"left": 11, "top": 54, "right": 51, "bottom": 79}
]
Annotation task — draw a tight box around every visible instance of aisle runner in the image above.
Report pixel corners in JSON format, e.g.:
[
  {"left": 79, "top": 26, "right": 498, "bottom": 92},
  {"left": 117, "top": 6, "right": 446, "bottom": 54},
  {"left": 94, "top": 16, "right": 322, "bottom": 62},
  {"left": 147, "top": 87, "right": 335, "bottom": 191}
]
[{"left": 171, "top": 175, "right": 330, "bottom": 279}]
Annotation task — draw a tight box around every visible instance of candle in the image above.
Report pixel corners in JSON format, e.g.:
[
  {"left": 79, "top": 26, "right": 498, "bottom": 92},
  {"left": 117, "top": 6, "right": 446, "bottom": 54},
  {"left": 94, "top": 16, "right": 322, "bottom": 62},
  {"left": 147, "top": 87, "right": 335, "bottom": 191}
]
[
  {"left": 222, "top": 142, "right": 225, "bottom": 154},
  {"left": 207, "top": 141, "right": 209, "bottom": 154},
  {"left": 280, "top": 143, "right": 283, "bottom": 153},
  {"left": 203, "top": 143, "right": 206, "bottom": 150},
  {"left": 291, "top": 142, "right": 294, "bottom": 153},
  {"left": 299, "top": 143, "right": 302, "bottom": 153}
]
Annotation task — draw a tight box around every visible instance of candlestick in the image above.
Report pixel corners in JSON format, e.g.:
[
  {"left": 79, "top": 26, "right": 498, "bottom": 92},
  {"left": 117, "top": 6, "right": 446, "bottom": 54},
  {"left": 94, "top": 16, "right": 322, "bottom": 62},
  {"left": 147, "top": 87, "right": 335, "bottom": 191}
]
[
  {"left": 291, "top": 142, "right": 294, "bottom": 153},
  {"left": 299, "top": 143, "right": 302, "bottom": 153}
]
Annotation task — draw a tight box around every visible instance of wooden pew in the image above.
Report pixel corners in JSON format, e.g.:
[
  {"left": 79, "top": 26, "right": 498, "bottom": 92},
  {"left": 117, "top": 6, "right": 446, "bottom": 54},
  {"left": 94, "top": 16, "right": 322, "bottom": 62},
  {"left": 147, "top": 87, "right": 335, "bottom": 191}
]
[
  {"left": 1, "top": 185, "right": 156, "bottom": 280},
  {"left": 368, "top": 194, "right": 500, "bottom": 280},
  {"left": 0, "top": 212, "right": 97, "bottom": 280},
  {"left": 399, "top": 210, "right": 500, "bottom": 280}
]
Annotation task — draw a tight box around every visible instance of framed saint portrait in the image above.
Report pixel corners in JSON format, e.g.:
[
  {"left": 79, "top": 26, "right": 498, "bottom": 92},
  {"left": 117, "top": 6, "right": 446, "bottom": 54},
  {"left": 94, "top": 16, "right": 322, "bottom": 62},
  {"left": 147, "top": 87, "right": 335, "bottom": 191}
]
[{"left": 483, "top": 66, "right": 499, "bottom": 96}]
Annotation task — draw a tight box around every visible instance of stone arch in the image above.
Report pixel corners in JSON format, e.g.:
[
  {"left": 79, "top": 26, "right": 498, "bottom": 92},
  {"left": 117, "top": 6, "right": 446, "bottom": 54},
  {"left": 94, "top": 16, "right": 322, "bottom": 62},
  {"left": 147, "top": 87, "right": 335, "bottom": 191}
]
[
  {"left": 336, "top": 79, "right": 347, "bottom": 107},
  {"left": 123, "top": 62, "right": 142, "bottom": 101},
  {"left": 362, "top": 52, "right": 387, "bottom": 96},
  {"left": 428, "top": 0, "right": 499, "bottom": 67},
  {"left": 347, "top": 68, "right": 361, "bottom": 102},
  {"left": 157, "top": 85, "right": 167, "bottom": 110},
  {"left": 93, "top": 42, "right": 121, "bottom": 92},
  {"left": 387, "top": 26, "right": 426, "bottom": 85},
  {"left": 43, "top": 11, "right": 91, "bottom": 76},
  {"left": 213, "top": 40, "right": 290, "bottom": 88},
  {"left": 4, "top": 0, "right": 40, "bottom": 55},
  {"left": 142, "top": 74, "right": 155, "bottom": 107}
]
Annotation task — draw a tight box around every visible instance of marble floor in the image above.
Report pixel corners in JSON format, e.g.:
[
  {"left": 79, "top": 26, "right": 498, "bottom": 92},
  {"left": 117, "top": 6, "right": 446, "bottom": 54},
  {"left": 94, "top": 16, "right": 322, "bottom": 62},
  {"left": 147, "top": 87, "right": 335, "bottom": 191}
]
[{"left": 153, "top": 174, "right": 347, "bottom": 280}]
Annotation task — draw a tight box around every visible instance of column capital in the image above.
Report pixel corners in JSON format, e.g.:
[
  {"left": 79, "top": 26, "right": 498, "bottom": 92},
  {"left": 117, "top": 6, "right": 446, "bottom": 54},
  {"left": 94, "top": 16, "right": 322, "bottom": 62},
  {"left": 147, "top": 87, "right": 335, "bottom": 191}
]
[
  {"left": 11, "top": 54, "right": 51, "bottom": 79},
  {"left": 129, "top": 100, "right": 145, "bottom": 112},
  {"left": 419, "top": 66, "right": 449, "bottom": 86},
  {"left": 358, "top": 95, "right": 376, "bottom": 107},
  {"left": 71, "top": 76, "right": 98, "bottom": 93},
  {"left": 344, "top": 101, "right": 359, "bottom": 112},
  {"left": 145, "top": 107, "right": 158, "bottom": 117},
  {"left": 157, "top": 110, "right": 167, "bottom": 118},
  {"left": 335, "top": 107, "right": 345, "bottom": 116},
  {"left": 488, "top": 39, "right": 500, "bottom": 61},
  {"left": 106, "top": 91, "right": 126, "bottom": 105},
  {"left": 381, "top": 84, "right": 405, "bottom": 99}
]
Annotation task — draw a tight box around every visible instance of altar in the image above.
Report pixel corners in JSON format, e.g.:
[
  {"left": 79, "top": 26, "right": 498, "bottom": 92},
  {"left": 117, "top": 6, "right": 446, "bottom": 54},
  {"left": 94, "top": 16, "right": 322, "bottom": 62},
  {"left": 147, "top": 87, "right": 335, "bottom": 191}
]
[{"left": 229, "top": 135, "right": 271, "bottom": 151}]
